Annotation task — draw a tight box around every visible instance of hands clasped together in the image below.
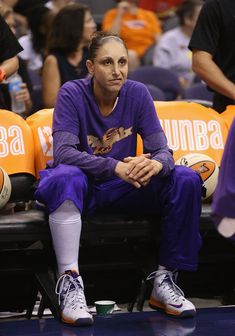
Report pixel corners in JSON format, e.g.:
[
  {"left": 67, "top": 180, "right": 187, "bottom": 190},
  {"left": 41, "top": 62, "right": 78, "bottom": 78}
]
[{"left": 115, "top": 154, "right": 163, "bottom": 188}]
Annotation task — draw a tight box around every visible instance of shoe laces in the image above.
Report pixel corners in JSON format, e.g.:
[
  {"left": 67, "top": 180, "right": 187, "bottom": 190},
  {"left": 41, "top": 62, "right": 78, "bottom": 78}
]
[
  {"left": 55, "top": 273, "right": 87, "bottom": 310},
  {"left": 147, "top": 270, "right": 185, "bottom": 302}
]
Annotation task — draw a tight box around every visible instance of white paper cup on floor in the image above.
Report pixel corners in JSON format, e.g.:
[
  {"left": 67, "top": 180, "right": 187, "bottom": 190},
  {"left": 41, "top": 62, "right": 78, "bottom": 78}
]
[{"left": 94, "top": 300, "right": 116, "bottom": 316}]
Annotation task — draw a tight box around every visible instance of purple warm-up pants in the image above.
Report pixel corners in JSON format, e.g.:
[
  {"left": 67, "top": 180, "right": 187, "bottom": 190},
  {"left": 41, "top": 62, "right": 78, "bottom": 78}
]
[{"left": 35, "top": 164, "right": 202, "bottom": 272}]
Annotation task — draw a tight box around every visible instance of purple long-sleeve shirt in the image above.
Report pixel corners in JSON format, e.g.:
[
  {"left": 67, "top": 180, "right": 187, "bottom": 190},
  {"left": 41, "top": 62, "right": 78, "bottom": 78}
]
[{"left": 52, "top": 77, "right": 174, "bottom": 180}]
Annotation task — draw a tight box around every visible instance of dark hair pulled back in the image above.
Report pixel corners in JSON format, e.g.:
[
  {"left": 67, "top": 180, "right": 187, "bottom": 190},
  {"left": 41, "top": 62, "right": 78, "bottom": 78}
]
[{"left": 87, "top": 31, "right": 128, "bottom": 62}]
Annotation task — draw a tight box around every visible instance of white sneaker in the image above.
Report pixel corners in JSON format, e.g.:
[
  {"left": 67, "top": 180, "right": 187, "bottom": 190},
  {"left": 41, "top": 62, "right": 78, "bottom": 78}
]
[
  {"left": 147, "top": 270, "right": 196, "bottom": 318},
  {"left": 55, "top": 270, "right": 93, "bottom": 326}
]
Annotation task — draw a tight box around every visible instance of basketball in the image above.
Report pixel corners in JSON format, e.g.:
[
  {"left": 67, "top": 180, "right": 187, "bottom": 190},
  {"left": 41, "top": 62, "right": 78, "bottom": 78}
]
[
  {"left": 175, "top": 153, "right": 219, "bottom": 201},
  {"left": 0, "top": 166, "right": 11, "bottom": 209}
]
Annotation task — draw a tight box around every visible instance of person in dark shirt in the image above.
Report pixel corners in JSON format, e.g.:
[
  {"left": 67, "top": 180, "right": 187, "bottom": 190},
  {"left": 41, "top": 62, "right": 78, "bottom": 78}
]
[
  {"left": 42, "top": 3, "right": 96, "bottom": 107},
  {"left": 0, "top": 13, "right": 22, "bottom": 108},
  {"left": 189, "top": 0, "right": 235, "bottom": 113},
  {"left": 0, "top": 4, "right": 33, "bottom": 115}
]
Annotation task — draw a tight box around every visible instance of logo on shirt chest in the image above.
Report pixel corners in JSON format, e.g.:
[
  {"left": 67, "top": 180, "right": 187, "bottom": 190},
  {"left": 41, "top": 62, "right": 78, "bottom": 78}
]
[
  {"left": 87, "top": 126, "right": 133, "bottom": 154},
  {"left": 124, "top": 20, "right": 145, "bottom": 29}
]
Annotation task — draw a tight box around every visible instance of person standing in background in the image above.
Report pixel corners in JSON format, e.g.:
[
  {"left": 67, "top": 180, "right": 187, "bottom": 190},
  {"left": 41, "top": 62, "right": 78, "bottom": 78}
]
[
  {"left": 0, "top": 0, "right": 28, "bottom": 37},
  {"left": 0, "top": 12, "right": 22, "bottom": 108},
  {"left": 102, "top": 0, "right": 162, "bottom": 71},
  {"left": 0, "top": 3, "right": 32, "bottom": 116},
  {"left": 189, "top": 0, "right": 235, "bottom": 113},
  {"left": 212, "top": 118, "right": 235, "bottom": 240}
]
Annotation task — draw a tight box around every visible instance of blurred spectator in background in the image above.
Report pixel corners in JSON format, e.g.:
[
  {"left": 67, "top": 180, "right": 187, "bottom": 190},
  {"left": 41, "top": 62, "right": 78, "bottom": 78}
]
[
  {"left": 18, "top": 4, "right": 54, "bottom": 72},
  {"left": 189, "top": 0, "right": 235, "bottom": 113},
  {"left": 139, "top": 0, "right": 185, "bottom": 31},
  {"left": 42, "top": 3, "right": 96, "bottom": 107},
  {"left": 153, "top": 0, "right": 202, "bottom": 89},
  {"left": 0, "top": 12, "right": 22, "bottom": 108},
  {"left": 0, "top": 0, "right": 28, "bottom": 37},
  {"left": 45, "top": 0, "right": 75, "bottom": 14},
  {"left": 102, "top": 0, "right": 162, "bottom": 71},
  {"left": 0, "top": 3, "right": 32, "bottom": 115},
  {"left": 139, "top": 0, "right": 184, "bottom": 13}
]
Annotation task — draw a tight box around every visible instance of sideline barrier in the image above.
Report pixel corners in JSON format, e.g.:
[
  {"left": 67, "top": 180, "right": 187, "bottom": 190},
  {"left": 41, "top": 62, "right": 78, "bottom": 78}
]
[
  {"left": 0, "top": 109, "right": 57, "bottom": 317},
  {"left": 0, "top": 109, "right": 35, "bottom": 176},
  {"left": 137, "top": 101, "right": 228, "bottom": 167},
  {"left": 26, "top": 102, "right": 231, "bottom": 173},
  {"left": 221, "top": 105, "right": 235, "bottom": 130},
  {"left": 26, "top": 109, "right": 53, "bottom": 178}
]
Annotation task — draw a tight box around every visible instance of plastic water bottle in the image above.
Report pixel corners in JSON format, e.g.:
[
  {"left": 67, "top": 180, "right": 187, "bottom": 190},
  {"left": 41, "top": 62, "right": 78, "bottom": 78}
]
[{"left": 8, "top": 72, "right": 25, "bottom": 114}]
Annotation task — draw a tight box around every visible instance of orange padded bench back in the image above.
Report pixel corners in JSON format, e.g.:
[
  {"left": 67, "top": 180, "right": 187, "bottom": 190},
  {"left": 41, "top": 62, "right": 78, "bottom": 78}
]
[
  {"left": 26, "top": 109, "right": 53, "bottom": 178},
  {"left": 0, "top": 109, "right": 35, "bottom": 176},
  {"left": 137, "top": 101, "right": 228, "bottom": 166},
  {"left": 221, "top": 105, "right": 235, "bottom": 130}
]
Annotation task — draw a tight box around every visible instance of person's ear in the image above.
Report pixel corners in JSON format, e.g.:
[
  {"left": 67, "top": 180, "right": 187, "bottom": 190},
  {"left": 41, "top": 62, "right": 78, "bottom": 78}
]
[{"left": 86, "top": 60, "right": 94, "bottom": 75}]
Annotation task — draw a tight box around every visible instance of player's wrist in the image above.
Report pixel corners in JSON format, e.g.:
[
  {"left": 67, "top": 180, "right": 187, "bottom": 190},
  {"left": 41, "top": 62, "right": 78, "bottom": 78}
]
[{"left": 114, "top": 161, "right": 122, "bottom": 175}]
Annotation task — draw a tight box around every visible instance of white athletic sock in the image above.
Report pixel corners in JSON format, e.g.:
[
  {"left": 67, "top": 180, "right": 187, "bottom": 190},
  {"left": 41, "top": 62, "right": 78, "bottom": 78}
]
[
  {"left": 49, "top": 200, "right": 81, "bottom": 275},
  {"left": 158, "top": 265, "right": 167, "bottom": 271},
  {"left": 218, "top": 217, "right": 235, "bottom": 238},
  {"left": 157, "top": 265, "right": 178, "bottom": 281}
]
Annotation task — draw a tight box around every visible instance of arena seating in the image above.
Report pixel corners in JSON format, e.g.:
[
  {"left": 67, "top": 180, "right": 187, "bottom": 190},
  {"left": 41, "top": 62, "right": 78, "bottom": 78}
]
[
  {"left": 128, "top": 65, "right": 183, "bottom": 100},
  {"left": 182, "top": 82, "right": 214, "bottom": 106},
  {"left": 0, "top": 103, "right": 235, "bottom": 317}
]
